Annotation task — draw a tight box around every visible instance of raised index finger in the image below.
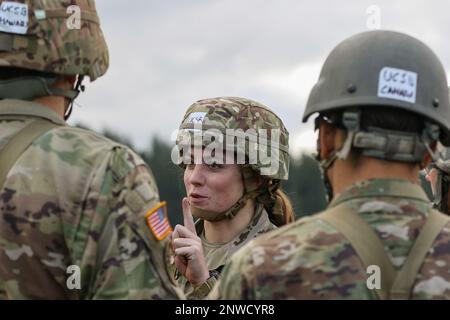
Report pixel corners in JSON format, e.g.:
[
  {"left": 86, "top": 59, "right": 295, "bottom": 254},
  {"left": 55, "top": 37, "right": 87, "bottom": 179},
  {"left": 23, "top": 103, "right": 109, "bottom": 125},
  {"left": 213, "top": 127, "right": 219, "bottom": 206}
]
[{"left": 182, "top": 197, "right": 196, "bottom": 234}]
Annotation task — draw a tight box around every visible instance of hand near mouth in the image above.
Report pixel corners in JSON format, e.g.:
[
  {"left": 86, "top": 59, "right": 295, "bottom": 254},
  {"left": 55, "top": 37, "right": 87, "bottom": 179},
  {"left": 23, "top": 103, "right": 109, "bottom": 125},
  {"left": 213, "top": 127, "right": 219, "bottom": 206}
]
[{"left": 171, "top": 197, "right": 210, "bottom": 287}]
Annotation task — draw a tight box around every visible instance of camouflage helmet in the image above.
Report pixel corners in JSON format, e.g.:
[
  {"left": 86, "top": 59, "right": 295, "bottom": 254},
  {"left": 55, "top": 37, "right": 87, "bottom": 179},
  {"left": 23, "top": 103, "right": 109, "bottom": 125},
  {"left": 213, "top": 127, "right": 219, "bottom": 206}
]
[
  {"left": 303, "top": 30, "right": 450, "bottom": 146},
  {"left": 0, "top": 0, "right": 108, "bottom": 81},
  {"left": 176, "top": 97, "right": 290, "bottom": 180}
]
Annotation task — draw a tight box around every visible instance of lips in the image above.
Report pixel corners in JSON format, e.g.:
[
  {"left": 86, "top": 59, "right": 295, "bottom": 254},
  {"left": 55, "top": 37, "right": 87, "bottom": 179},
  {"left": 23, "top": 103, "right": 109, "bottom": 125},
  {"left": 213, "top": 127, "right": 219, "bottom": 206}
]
[
  {"left": 190, "top": 193, "right": 207, "bottom": 199},
  {"left": 189, "top": 193, "right": 208, "bottom": 204}
]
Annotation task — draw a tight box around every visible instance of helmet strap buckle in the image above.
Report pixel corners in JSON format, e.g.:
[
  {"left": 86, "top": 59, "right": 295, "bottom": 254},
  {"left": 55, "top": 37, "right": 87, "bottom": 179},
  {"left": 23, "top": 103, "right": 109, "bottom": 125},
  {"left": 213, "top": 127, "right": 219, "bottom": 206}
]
[
  {"left": 336, "top": 110, "right": 360, "bottom": 160},
  {"left": 422, "top": 122, "right": 440, "bottom": 163}
]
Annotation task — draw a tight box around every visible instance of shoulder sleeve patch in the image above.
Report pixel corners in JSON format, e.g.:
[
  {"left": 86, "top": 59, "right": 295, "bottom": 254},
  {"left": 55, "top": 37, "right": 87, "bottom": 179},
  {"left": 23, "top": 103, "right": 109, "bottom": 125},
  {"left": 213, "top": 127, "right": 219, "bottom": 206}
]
[
  {"left": 135, "top": 182, "right": 157, "bottom": 202},
  {"left": 145, "top": 201, "right": 173, "bottom": 241},
  {"left": 124, "top": 191, "right": 145, "bottom": 213},
  {"left": 124, "top": 182, "right": 157, "bottom": 213}
]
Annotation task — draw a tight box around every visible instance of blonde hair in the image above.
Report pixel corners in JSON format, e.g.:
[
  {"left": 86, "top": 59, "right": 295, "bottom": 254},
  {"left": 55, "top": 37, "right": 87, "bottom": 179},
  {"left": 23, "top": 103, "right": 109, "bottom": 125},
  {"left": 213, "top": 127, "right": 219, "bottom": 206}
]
[
  {"left": 241, "top": 166, "right": 295, "bottom": 227},
  {"left": 269, "top": 188, "right": 296, "bottom": 227}
]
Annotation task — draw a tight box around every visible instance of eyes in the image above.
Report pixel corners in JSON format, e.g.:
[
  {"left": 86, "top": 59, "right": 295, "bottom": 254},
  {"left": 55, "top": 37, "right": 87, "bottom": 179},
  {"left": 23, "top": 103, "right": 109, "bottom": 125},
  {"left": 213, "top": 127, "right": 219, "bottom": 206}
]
[
  {"left": 186, "top": 161, "right": 224, "bottom": 170},
  {"left": 208, "top": 162, "right": 223, "bottom": 169}
]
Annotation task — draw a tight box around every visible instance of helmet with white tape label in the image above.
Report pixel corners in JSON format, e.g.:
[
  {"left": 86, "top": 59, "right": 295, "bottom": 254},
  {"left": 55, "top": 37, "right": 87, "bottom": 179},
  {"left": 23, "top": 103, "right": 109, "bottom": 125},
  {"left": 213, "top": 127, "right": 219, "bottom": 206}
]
[
  {"left": 302, "top": 30, "right": 450, "bottom": 201},
  {"left": 0, "top": 0, "right": 108, "bottom": 111},
  {"left": 303, "top": 30, "right": 450, "bottom": 146},
  {"left": 0, "top": 0, "right": 108, "bottom": 81}
]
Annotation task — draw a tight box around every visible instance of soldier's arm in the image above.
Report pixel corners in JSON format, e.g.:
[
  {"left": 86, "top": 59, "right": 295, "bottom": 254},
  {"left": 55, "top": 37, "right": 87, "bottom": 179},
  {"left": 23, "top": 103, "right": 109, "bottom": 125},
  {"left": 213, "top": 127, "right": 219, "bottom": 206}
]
[{"left": 84, "top": 147, "right": 182, "bottom": 299}]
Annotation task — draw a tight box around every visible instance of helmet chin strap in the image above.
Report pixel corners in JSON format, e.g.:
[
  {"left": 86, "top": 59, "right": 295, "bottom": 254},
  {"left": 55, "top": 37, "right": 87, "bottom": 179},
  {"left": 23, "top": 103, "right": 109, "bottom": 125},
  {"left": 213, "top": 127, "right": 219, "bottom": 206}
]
[
  {"left": 191, "top": 193, "right": 254, "bottom": 222},
  {"left": 64, "top": 76, "right": 85, "bottom": 121},
  {"left": 315, "top": 111, "right": 360, "bottom": 202},
  {"left": 318, "top": 151, "right": 337, "bottom": 203},
  {"left": 0, "top": 76, "right": 84, "bottom": 121},
  {"left": 317, "top": 110, "right": 441, "bottom": 203},
  {"left": 0, "top": 77, "right": 78, "bottom": 101}
]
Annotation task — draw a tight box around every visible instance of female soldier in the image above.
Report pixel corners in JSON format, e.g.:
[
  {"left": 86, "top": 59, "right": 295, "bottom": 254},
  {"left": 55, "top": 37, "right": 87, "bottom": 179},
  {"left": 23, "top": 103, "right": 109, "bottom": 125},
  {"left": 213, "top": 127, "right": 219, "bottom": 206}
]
[{"left": 171, "top": 97, "right": 294, "bottom": 298}]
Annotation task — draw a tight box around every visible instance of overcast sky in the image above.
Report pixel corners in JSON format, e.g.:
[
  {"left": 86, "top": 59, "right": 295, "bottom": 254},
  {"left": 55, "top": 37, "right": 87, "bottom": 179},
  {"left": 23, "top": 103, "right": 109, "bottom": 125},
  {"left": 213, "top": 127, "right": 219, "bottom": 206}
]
[{"left": 71, "top": 0, "right": 450, "bottom": 157}]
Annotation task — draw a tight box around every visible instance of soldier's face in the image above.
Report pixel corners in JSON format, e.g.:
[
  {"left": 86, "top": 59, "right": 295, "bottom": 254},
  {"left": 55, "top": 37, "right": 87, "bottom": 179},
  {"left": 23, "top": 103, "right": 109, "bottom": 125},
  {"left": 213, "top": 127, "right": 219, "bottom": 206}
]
[{"left": 183, "top": 150, "right": 244, "bottom": 214}]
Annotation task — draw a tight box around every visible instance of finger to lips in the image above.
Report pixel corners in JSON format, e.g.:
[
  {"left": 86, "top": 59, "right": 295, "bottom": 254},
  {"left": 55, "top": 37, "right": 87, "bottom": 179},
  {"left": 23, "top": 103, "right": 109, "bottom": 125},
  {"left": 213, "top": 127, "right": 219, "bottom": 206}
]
[{"left": 182, "top": 197, "right": 196, "bottom": 234}]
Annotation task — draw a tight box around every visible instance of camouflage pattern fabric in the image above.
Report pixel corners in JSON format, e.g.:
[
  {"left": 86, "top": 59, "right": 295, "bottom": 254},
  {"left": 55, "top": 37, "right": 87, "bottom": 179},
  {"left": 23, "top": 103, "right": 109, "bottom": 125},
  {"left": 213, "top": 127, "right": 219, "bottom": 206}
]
[
  {"left": 177, "top": 97, "right": 289, "bottom": 180},
  {"left": 0, "top": 0, "right": 108, "bottom": 81},
  {"left": 215, "top": 179, "right": 450, "bottom": 299},
  {"left": 0, "top": 99, "right": 183, "bottom": 299},
  {"left": 174, "top": 203, "right": 276, "bottom": 299}
]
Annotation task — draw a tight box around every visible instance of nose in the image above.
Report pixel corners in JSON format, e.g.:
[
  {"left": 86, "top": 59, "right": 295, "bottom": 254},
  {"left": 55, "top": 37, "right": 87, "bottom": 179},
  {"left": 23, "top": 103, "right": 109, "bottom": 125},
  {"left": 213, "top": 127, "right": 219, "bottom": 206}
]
[{"left": 188, "top": 164, "right": 206, "bottom": 186}]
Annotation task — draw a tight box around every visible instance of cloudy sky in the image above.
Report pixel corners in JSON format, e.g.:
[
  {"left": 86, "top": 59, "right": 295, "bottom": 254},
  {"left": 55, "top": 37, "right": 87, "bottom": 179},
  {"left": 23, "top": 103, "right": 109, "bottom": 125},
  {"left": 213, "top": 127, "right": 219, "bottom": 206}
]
[{"left": 72, "top": 0, "right": 450, "bottom": 157}]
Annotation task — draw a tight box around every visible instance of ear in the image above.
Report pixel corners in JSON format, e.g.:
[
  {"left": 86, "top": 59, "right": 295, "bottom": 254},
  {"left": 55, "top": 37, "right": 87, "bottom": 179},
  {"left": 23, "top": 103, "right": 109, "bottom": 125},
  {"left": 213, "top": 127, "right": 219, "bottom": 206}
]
[
  {"left": 318, "top": 120, "right": 338, "bottom": 160},
  {"left": 66, "top": 75, "right": 77, "bottom": 88},
  {"left": 422, "top": 141, "right": 437, "bottom": 169},
  {"left": 256, "top": 175, "right": 267, "bottom": 189},
  {"left": 54, "top": 75, "right": 77, "bottom": 89}
]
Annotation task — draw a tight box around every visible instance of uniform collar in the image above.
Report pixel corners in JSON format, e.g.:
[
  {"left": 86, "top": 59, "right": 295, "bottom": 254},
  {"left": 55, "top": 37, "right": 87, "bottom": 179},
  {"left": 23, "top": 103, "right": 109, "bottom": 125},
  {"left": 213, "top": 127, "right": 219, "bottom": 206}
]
[
  {"left": 330, "top": 178, "right": 430, "bottom": 208},
  {"left": 0, "top": 99, "right": 66, "bottom": 126}
]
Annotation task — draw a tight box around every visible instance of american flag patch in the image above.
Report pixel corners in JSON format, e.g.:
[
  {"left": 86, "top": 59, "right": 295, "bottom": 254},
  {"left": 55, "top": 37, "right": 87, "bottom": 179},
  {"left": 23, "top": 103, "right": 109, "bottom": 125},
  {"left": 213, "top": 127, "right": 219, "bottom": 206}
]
[{"left": 145, "top": 201, "right": 172, "bottom": 241}]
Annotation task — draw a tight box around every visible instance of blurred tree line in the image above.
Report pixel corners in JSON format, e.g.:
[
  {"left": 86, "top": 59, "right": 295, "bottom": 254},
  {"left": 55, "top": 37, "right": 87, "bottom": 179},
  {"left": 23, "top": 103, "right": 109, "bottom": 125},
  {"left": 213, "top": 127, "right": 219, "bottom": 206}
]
[{"left": 85, "top": 125, "right": 433, "bottom": 226}]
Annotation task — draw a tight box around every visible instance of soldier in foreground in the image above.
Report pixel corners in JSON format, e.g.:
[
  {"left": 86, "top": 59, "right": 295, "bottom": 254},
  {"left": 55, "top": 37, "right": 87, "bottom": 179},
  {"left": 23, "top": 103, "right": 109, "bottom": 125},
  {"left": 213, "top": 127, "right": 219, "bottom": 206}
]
[
  {"left": 214, "top": 30, "right": 450, "bottom": 299},
  {"left": 0, "top": 0, "right": 182, "bottom": 299}
]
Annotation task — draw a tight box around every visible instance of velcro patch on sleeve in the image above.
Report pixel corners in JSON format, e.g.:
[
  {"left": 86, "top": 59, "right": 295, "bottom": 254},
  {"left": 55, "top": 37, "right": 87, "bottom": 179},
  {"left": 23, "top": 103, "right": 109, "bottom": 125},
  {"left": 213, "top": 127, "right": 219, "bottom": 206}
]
[{"left": 145, "top": 201, "right": 172, "bottom": 241}]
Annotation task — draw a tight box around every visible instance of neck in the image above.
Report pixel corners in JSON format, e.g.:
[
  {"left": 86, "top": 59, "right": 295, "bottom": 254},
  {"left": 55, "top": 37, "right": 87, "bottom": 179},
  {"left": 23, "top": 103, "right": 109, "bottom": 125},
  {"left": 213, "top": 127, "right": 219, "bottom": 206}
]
[
  {"left": 33, "top": 96, "right": 66, "bottom": 120},
  {"left": 203, "top": 199, "right": 256, "bottom": 244},
  {"left": 329, "top": 156, "right": 420, "bottom": 198}
]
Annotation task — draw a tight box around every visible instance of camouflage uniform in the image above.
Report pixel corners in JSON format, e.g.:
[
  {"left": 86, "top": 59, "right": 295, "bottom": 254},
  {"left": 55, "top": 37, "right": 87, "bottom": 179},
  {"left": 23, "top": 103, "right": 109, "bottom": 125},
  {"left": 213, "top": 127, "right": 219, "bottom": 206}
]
[
  {"left": 0, "top": 0, "right": 182, "bottom": 299},
  {"left": 0, "top": 101, "right": 183, "bottom": 299},
  {"left": 216, "top": 179, "right": 450, "bottom": 299},
  {"left": 175, "top": 203, "right": 276, "bottom": 299}
]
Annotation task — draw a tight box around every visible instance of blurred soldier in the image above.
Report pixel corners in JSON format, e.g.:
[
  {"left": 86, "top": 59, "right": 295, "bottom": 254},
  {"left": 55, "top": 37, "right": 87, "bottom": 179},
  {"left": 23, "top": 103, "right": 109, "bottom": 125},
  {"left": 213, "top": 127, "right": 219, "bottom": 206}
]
[
  {"left": 424, "top": 143, "right": 450, "bottom": 214},
  {"left": 423, "top": 89, "right": 450, "bottom": 215},
  {"left": 214, "top": 30, "right": 450, "bottom": 299},
  {"left": 0, "top": 0, "right": 182, "bottom": 299}
]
